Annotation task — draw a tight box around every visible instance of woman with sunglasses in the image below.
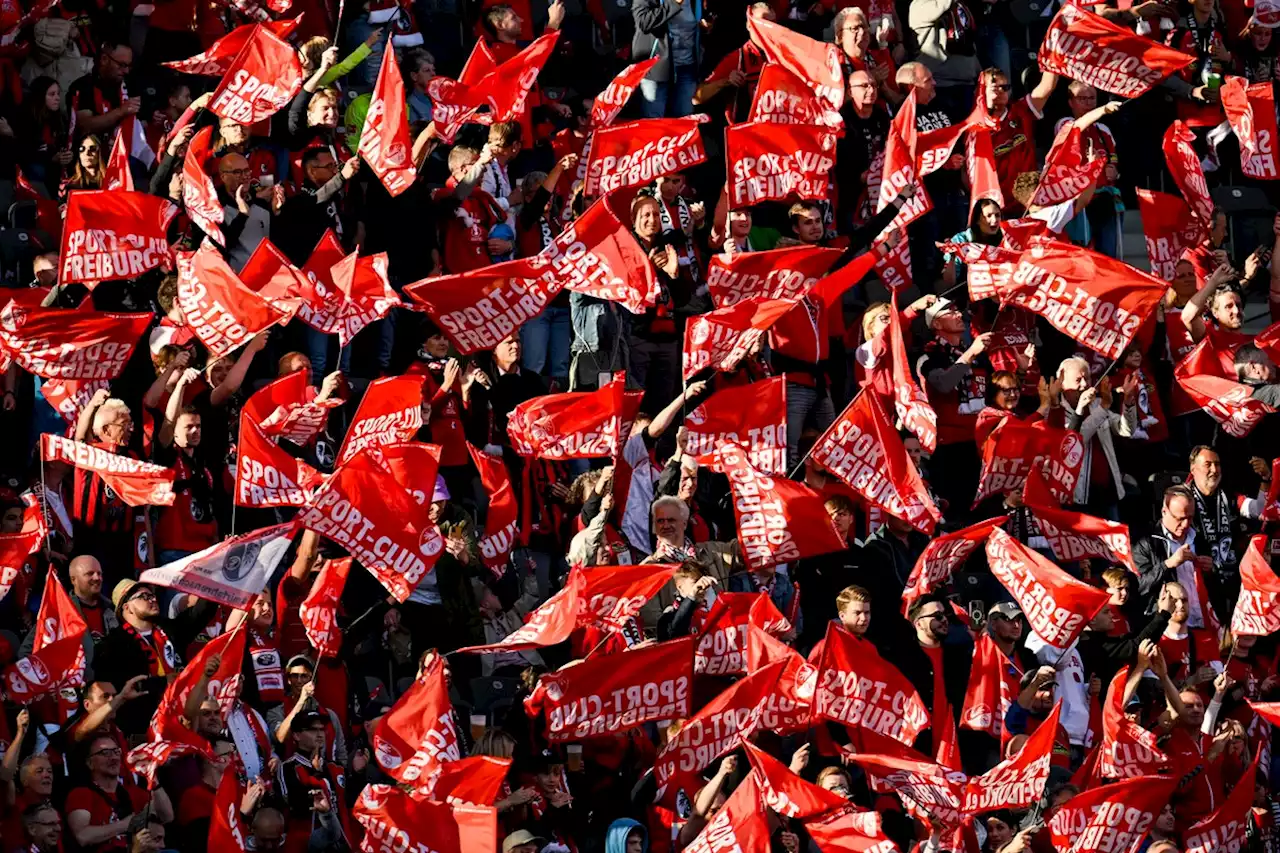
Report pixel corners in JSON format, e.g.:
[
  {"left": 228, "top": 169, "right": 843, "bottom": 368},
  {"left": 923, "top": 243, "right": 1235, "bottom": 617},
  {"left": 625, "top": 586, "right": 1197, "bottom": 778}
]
[{"left": 59, "top": 132, "right": 103, "bottom": 208}]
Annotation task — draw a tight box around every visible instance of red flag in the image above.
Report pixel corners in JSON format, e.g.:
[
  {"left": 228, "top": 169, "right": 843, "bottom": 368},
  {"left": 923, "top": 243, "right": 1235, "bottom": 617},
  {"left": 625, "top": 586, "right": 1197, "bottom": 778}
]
[
  {"left": 1163, "top": 120, "right": 1215, "bottom": 225},
  {"left": 234, "top": 417, "right": 318, "bottom": 507},
  {"left": 577, "top": 563, "right": 680, "bottom": 632},
  {"left": 1232, "top": 535, "right": 1280, "bottom": 636},
  {"left": 425, "top": 33, "right": 559, "bottom": 143},
  {"left": 41, "top": 434, "right": 176, "bottom": 506},
  {"left": 295, "top": 249, "right": 400, "bottom": 346},
  {"left": 718, "top": 439, "right": 845, "bottom": 569},
  {"left": 336, "top": 374, "right": 424, "bottom": 465},
  {"left": 140, "top": 522, "right": 297, "bottom": 609},
  {"left": 1038, "top": 3, "right": 1195, "bottom": 98},
  {"left": 654, "top": 659, "right": 789, "bottom": 800},
  {"left": 966, "top": 128, "right": 1004, "bottom": 213},
  {"left": 874, "top": 230, "right": 913, "bottom": 294},
  {"left": 1003, "top": 242, "right": 1166, "bottom": 361},
  {"left": 1134, "top": 189, "right": 1205, "bottom": 281},
  {"left": 149, "top": 625, "right": 247, "bottom": 749},
  {"left": 127, "top": 740, "right": 205, "bottom": 789},
  {"left": 433, "top": 756, "right": 513, "bottom": 806},
  {"left": 15, "top": 166, "right": 62, "bottom": 243},
  {"left": 360, "top": 40, "right": 416, "bottom": 196},
  {"left": 705, "top": 244, "right": 841, "bottom": 308},
  {"left": 1233, "top": 80, "right": 1279, "bottom": 180},
  {"left": 974, "top": 417, "right": 1086, "bottom": 506},
  {"left": 372, "top": 654, "right": 461, "bottom": 792},
  {"left": 407, "top": 198, "right": 656, "bottom": 349},
  {"left": 177, "top": 247, "right": 289, "bottom": 358},
  {"left": 208, "top": 25, "right": 302, "bottom": 125},
  {"left": 888, "top": 294, "right": 938, "bottom": 453},
  {"left": 810, "top": 390, "right": 941, "bottom": 534},
  {"left": 749, "top": 63, "right": 843, "bottom": 127},
  {"left": 1048, "top": 775, "right": 1179, "bottom": 853},
  {"left": 0, "top": 303, "right": 149, "bottom": 380},
  {"left": 354, "top": 785, "right": 486, "bottom": 853},
  {"left": 1184, "top": 747, "right": 1260, "bottom": 853},
  {"left": 745, "top": 624, "right": 817, "bottom": 735},
  {"left": 843, "top": 742, "right": 966, "bottom": 829},
  {"left": 878, "top": 92, "right": 932, "bottom": 236},
  {"left": 583, "top": 117, "right": 708, "bottom": 196},
  {"left": 163, "top": 19, "right": 301, "bottom": 76},
  {"left": 59, "top": 190, "right": 177, "bottom": 284},
  {"left": 918, "top": 118, "right": 972, "bottom": 176},
  {"left": 726, "top": 121, "right": 837, "bottom": 208},
  {"left": 183, "top": 126, "right": 224, "bottom": 245},
  {"left": 208, "top": 768, "right": 249, "bottom": 851},
  {"left": 743, "top": 740, "right": 848, "bottom": 818},
  {"left": 507, "top": 377, "right": 643, "bottom": 459},
  {"left": 467, "top": 446, "right": 518, "bottom": 577},
  {"left": 298, "top": 447, "right": 444, "bottom": 602},
  {"left": 694, "top": 591, "right": 791, "bottom": 676},
  {"left": 683, "top": 775, "right": 773, "bottom": 853},
  {"left": 1027, "top": 504, "right": 1136, "bottom": 572},
  {"left": 239, "top": 238, "right": 307, "bottom": 303},
  {"left": 41, "top": 378, "right": 109, "bottom": 426},
  {"left": 963, "top": 702, "right": 1059, "bottom": 811},
  {"left": 1097, "top": 666, "right": 1168, "bottom": 779},
  {"left": 1175, "top": 335, "right": 1274, "bottom": 437},
  {"left": 683, "top": 376, "right": 787, "bottom": 474},
  {"left": 30, "top": 566, "right": 87, "bottom": 696},
  {"left": 526, "top": 637, "right": 694, "bottom": 741},
  {"left": 746, "top": 16, "right": 844, "bottom": 111},
  {"left": 246, "top": 371, "right": 338, "bottom": 446},
  {"left": 591, "top": 58, "right": 660, "bottom": 127},
  {"left": 2, "top": 629, "right": 86, "bottom": 703},
  {"left": 804, "top": 809, "right": 896, "bottom": 853},
  {"left": 457, "top": 570, "right": 587, "bottom": 654},
  {"left": 815, "top": 623, "right": 929, "bottom": 746},
  {"left": 902, "top": 516, "right": 1009, "bottom": 616},
  {"left": 986, "top": 527, "right": 1109, "bottom": 650},
  {"left": 683, "top": 297, "right": 795, "bottom": 380},
  {"left": 103, "top": 119, "right": 135, "bottom": 192},
  {"left": 960, "top": 629, "right": 1022, "bottom": 738},
  {"left": 0, "top": 525, "right": 45, "bottom": 605},
  {"left": 1030, "top": 124, "right": 1106, "bottom": 210},
  {"left": 299, "top": 557, "right": 350, "bottom": 658}
]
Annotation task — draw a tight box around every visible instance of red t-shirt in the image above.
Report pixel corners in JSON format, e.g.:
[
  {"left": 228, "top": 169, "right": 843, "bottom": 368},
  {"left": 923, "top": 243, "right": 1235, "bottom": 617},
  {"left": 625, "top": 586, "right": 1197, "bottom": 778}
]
[
  {"left": 990, "top": 96, "right": 1041, "bottom": 213},
  {"left": 1167, "top": 727, "right": 1222, "bottom": 827},
  {"left": 432, "top": 186, "right": 504, "bottom": 274},
  {"left": 153, "top": 451, "right": 218, "bottom": 554},
  {"left": 176, "top": 780, "right": 216, "bottom": 828},
  {"left": 65, "top": 783, "right": 149, "bottom": 853},
  {"left": 1158, "top": 631, "right": 1193, "bottom": 684}
]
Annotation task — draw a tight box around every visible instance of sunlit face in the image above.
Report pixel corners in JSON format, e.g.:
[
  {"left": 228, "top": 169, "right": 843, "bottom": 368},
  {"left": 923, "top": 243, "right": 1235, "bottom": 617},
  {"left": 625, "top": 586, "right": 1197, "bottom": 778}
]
[
  {"left": 634, "top": 200, "right": 661, "bottom": 239},
  {"left": 99, "top": 407, "right": 133, "bottom": 445},
  {"left": 656, "top": 174, "right": 685, "bottom": 202},
  {"left": 840, "top": 600, "right": 871, "bottom": 635},
  {"left": 309, "top": 96, "right": 339, "bottom": 128},
  {"left": 87, "top": 737, "right": 123, "bottom": 777},
  {"left": 848, "top": 71, "right": 877, "bottom": 110},
  {"left": 930, "top": 305, "right": 964, "bottom": 335},
  {"left": 839, "top": 10, "right": 870, "bottom": 55},
  {"left": 1162, "top": 495, "right": 1193, "bottom": 539},
  {"left": 1108, "top": 582, "right": 1129, "bottom": 606},
  {"left": 1191, "top": 449, "right": 1222, "bottom": 493},
  {"left": 219, "top": 118, "right": 249, "bottom": 148},
  {"left": 22, "top": 755, "right": 53, "bottom": 794},
  {"left": 914, "top": 603, "right": 949, "bottom": 641},
  {"left": 794, "top": 208, "right": 824, "bottom": 243},
  {"left": 79, "top": 138, "right": 100, "bottom": 170},
  {"left": 654, "top": 505, "right": 683, "bottom": 541},
  {"left": 219, "top": 153, "right": 252, "bottom": 195},
  {"left": 992, "top": 376, "right": 1021, "bottom": 411},
  {"left": 728, "top": 210, "right": 752, "bottom": 238},
  {"left": 1212, "top": 289, "right": 1243, "bottom": 330},
  {"left": 1180, "top": 689, "right": 1205, "bottom": 728},
  {"left": 1067, "top": 85, "right": 1097, "bottom": 119},
  {"left": 984, "top": 72, "right": 1012, "bottom": 112},
  {"left": 1171, "top": 260, "right": 1197, "bottom": 298},
  {"left": 818, "top": 772, "right": 851, "bottom": 796},
  {"left": 175, "top": 412, "right": 202, "bottom": 449},
  {"left": 71, "top": 559, "right": 103, "bottom": 597},
  {"left": 826, "top": 503, "right": 854, "bottom": 538},
  {"left": 250, "top": 594, "right": 273, "bottom": 630},
  {"left": 979, "top": 201, "right": 1002, "bottom": 234},
  {"left": 207, "top": 356, "right": 232, "bottom": 388},
  {"left": 1060, "top": 362, "right": 1090, "bottom": 393}
]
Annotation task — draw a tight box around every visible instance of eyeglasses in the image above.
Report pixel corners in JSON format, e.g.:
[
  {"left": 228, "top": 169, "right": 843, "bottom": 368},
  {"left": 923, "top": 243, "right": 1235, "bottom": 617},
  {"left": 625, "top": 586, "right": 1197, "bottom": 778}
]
[
  {"left": 996, "top": 386, "right": 1020, "bottom": 395},
  {"left": 843, "top": 24, "right": 867, "bottom": 31},
  {"left": 850, "top": 82, "right": 875, "bottom": 90},
  {"left": 91, "top": 746, "right": 123, "bottom": 758},
  {"left": 220, "top": 167, "right": 252, "bottom": 177},
  {"left": 105, "top": 54, "right": 132, "bottom": 70}
]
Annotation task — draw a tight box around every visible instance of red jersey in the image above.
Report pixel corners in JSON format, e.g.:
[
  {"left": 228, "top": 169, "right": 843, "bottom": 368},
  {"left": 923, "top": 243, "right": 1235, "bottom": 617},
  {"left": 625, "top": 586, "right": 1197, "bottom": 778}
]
[
  {"left": 990, "top": 96, "right": 1042, "bottom": 213},
  {"left": 65, "top": 783, "right": 149, "bottom": 853},
  {"left": 153, "top": 450, "right": 218, "bottom": 554},
  {"left": 1167, "top": 726, "right": 1223, "bottom": 828},
  {"left": 432, "top": 185, "right": 504, "bottom": 274}
]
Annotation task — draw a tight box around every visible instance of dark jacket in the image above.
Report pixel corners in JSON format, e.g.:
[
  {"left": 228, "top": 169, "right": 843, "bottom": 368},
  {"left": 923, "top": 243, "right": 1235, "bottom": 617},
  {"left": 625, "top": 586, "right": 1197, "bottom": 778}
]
[
  {"left": 631, "top": 0, "right": 702, "bottom": 83},
  {"left": 1076, "top": 610, "right": 1171, "bottom": 689},
  {"left": 1132, "top": 528, "right": 1198, "bottom": 615}
]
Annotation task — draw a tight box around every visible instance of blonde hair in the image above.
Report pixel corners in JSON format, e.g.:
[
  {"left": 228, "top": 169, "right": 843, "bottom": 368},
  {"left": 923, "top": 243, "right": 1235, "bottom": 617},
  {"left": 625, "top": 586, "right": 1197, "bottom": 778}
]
[
  {"left": 471, "top": 729, "right": 517, "bottom": 758},
  {"left": 300, "top": 37, "right": 331, "bottom": 73},
  {"left": 92, "top": 399, "right": 131, "bottom": 439},
  {"left": 861, "top": 302, "right": 891, "bottom": 341}
]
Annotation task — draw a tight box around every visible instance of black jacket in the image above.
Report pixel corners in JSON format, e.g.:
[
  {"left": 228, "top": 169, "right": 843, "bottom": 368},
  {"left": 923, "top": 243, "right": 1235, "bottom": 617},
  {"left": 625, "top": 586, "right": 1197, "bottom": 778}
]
[
  {"left": 631, "top": 0, "right": 700, "bottom": 83},
  {"left": 1133, "top": 530, "right": 1190, "bottom": 615}
]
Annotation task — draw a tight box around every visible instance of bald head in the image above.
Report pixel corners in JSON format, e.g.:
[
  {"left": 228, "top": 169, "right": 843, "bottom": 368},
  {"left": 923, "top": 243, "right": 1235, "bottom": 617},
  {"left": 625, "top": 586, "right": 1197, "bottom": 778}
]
[
  {"left": 848, "top": 70, "right": 876, "bottom": 114},
  {"left": 69, "top": 555, "right": 103, "bottom": 600},
  {"left": 218, "top": 152, "right": 252, "bottom": 194}
]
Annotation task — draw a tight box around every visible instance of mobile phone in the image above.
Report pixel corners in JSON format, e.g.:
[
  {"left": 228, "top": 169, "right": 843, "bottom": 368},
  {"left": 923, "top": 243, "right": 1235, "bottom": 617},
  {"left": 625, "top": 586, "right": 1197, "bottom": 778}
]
[
  {"left": 258, "top": 175, "right": 275, "bottom": 188},
  {"left": 141, "top": 675, "right": 168, "bottom": 695}
]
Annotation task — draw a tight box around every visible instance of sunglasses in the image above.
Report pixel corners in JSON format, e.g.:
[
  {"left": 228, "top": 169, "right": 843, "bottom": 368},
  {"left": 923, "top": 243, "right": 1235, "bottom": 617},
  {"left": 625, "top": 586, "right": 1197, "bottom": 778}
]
[{"left": 991, "top": 83, "right": 1012, "bottom": 92}]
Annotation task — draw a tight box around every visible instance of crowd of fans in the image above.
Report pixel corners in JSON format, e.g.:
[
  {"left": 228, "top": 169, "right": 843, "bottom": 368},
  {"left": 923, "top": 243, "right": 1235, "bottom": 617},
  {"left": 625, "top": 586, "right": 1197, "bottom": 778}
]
[{"left": 1, "top": 0, "right": 1280, "bottom": 852}]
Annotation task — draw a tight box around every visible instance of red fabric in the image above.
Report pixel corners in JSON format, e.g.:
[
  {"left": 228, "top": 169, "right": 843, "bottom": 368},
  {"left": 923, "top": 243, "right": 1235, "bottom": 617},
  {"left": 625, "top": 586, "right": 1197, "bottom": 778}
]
[{"left": 64, "top": 783, "right": 149, "bottom": 852}]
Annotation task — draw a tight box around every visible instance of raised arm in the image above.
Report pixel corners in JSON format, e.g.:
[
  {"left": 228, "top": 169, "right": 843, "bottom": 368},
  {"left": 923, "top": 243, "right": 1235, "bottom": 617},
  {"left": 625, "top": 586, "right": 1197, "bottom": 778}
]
[
  {"left": 1028, "top": 71, "right": 1060, "bottom": 116},
  {"left": 210, "top": 334, "right": 267, "bottom": 407},
  {"left": 647, "top": 380, "right": 707, "bottom": 440},
  {"left": 1181, "top": 263, "right": 1235, "bottom": 341}
]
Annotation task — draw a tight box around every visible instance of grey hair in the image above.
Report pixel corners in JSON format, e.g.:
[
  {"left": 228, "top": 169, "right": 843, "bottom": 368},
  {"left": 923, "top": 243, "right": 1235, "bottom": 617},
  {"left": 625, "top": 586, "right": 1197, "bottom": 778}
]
[
  {"left": 1056, "top": 356, "right": 1091, "bottom": 382},
  {"left": 651, "top": 495, "right": 690, "bottom": 527},
  {"left": 832, "top": 6, "right": 867, "bottom": 41},
  {"left": 92, "top": 398, "right": 130, "bottom": 439},
  {"left": 895, "top": 61, "right": 926, "bottom": 86}
]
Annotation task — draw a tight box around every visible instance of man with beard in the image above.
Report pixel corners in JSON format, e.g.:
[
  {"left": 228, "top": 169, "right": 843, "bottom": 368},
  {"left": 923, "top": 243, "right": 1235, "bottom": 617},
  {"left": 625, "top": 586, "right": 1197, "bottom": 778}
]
[
  {"left": 899, "top": 595, "right": 972, "bottom": 759},
  {"left": 1185, "top": 446, "right": 1270, "bottom": 620}
]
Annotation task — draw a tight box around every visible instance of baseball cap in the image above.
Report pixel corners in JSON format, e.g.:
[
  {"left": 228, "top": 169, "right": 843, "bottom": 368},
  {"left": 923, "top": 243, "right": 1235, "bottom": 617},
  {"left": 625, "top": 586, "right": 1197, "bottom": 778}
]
[
  {"left": 988, "top": 602, "right": 1023, "bottom": 621},
  {"left": 924, "top": 297, "right": 958, "bottom": 328},
  {"left": 432, "top": 475, "right": 450, "bottom": 503},
  {"left": 503, "top": 831, "right": 547, "bottom": 853}
]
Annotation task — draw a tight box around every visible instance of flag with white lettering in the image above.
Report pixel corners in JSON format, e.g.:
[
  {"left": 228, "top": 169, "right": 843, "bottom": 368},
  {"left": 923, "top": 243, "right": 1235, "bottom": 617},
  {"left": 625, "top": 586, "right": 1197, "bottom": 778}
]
[
  {"left": 959, "top": 630, "right": 1022, "bottom": 737},
  {"left": 888, "top": 293, "right": 937, "bottom": 453},
  {"left": 41, "top": 434, "right": 176, "bottom": 506},
  {"left": 1232, "top": 535, "right": 1280, "bottom": 636},
  {"left": 1175, "top": 333, "right": 1274, "bottom": 438},
  {"left": 457, "top": 570, "right": 586, "bottom": 654},
  {"left": 1047, "top": 775, "right": 1178, "bottom": 853},
  {"left": 683, "top": 774, "right": 773, "bottom": 853},
  {"left": 0, "top": 302, "right": 149, "bottom": 380},
  {"left": 705, "top": 244, "right": 841, "bottom": 308},
  {"left": 1097, "top": 666, "right": 1168, "bottom": 780},
  {"left": 208, "top": 24, "right": 302, "bottom": 125},
  {"left": 60, "top": 191, "right": 177, "bottom": 284},
  {"left": 748, "top": 63, "right": 843, "bottom": 127},
  {"left": 986, "top": 527, "right": 1109, "bottom": 650},
  {"left": 297, "top": 448, "right": 444, "bottom": 602},
  {"left": 337, "top": 374, "right": 424, "bottom": 466},
  {"left": 1184, "top": 747, "right": 1260, "bottom": 853},
  {"left": 718, "top": 440, "right": 845, "bottom": 570},
  {"left": 31, "top": 565, "right": 87, "bottom": 698},
  {"left": 163, "top": 19, "right": 301, "bottom": 76},
  {"left": 525, "top": 637, "right": 694, "bottom": 742},
  {"left": 1223, "top": 78, "right": 1280, "bottom": 180},
  {"left": 843, "top": 741, "right": 966, "bottom": 829},
  {"left": 299, "top": 557, "right": 350, "bottom": 658},
  {"left": 962, "top": 702, "right": 1059, "bottom": 811},
  {"left": 694, "top": 591, "right": 792, "bottom": 676},
  {"left": 803, "top": 808, "right": 896, "bottom": 853},
  {"left": 810, "top": 390, "right": 941, "bottom": 534},
  {"left": 901, "top": 516, "right": 1009, "bottom": 616},
  {"left": 1037, "top": 3, "right": 1195, "bottom": 98},
  {"left": 372, "top": 653, "right": 461, "bottom": 794},
  {"left": 683, "top": 297, "right": 796, "bottom": 380},
  {"left": 360, "top": 40, "right": 416, "bottom": 197},
  {"left": 140, "top": 522, "right": 297, "bottom": 609},
  {"left": 815, "top": 622, "right": 929, "bottom": 746},
  {"left": 177, "top": 247, "right": 290, "bottom": 358},
  {"left": 878, "top": 91, "right": 932, "bottom": 236},
  {"left": 584, "top": 117, "right": 709, "bottom": 196},
  {"left": 1134, "top": 189, "right": 1205, "bottom": 281},
  {"left": 746, "top": 15, "right": 844, "bottom": 111},
  {"left": 1030, "top": 124, "right": 1106, "bottom": 210},
  {"left": 103, "top": 119, "right": 135, "bottom": 192},
  {"left": 1163, "top": 120, "right": 1215, "bottom": 224},
  {"left": 1002, "top": 242, "right": 1166, "bottom": 361},
  {"left": 234, "top": 416, "right": 318, "bottom": 507},
  {"left": 576, "top": 563, "right": 680, "bottom": 633},
  {"left": 744, "top": 740, "right": 848, "bottom": 818},
  {"left": 507, "top": 377, "right": 642, "bottom": 459},
  {"left": 726, "top": 121, "right": 837, "bottom": 208},
  {"left": 182, "top": 126, "right": 224, "bottom": 245},
  {"left": 684, "top": 376, "right": 786, "bottom": 474},
  {"left": 591, "top": 58, "right": 660, "bottom": 127},
  {"left": 467, "top": 445, "right": 518, "bottom": 577},
  {"left": 974, "top": 416, "right": 1086, "bottom": 506}
]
